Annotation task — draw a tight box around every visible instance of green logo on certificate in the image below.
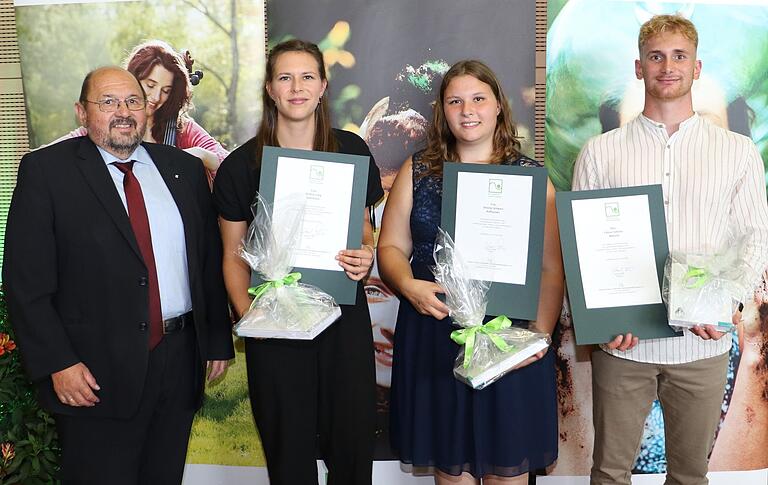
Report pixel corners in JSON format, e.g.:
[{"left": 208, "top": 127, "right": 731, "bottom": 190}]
[
  {"left": 310, "top": 165, "right": 325, "bottom": 181},
  {"left": 604, "top": 202, "right": 620, "bottom": 218},
  {"left": 488, "top": 179, "right": 503, "bottom": 194}
]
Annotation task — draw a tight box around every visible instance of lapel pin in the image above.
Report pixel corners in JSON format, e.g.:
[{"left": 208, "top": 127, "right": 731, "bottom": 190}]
[{"left": 174, "top": 174, "right": 180, "bottom": 179}]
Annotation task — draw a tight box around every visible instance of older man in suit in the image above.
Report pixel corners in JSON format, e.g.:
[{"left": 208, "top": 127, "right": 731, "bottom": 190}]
[{"left": 2, "top": 66, "right": 234, "bottom": 484}]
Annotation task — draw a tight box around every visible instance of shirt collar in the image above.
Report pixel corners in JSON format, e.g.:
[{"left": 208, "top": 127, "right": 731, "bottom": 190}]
[
  {"left": 638, "top": 112, "right": 700, "bottom": 132},
  {"left": 96, "top": 144, "right": 152, "bottom": 167}
]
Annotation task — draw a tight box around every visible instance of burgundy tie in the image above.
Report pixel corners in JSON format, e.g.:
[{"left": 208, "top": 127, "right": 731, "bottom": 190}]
[{"left": 113, "top": 161, "right": 163, "bottom": 349}]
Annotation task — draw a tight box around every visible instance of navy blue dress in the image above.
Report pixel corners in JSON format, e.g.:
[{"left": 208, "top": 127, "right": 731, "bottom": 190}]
[{"left": 389, "top": 152, "right": 558, "bottom": 478}]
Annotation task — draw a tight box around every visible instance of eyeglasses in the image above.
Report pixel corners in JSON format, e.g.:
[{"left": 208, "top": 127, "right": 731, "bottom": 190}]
[{"left": 83, "top": 97, "right": 146, "bottom": 113}]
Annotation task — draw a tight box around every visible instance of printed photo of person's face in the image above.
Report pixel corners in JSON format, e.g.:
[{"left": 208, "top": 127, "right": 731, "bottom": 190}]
[
  {"left": 361, "top": 96, "right": 426, "bottom": 389},
  {"left": 366, "top": 266, "right": 399, "bottom": 388}
]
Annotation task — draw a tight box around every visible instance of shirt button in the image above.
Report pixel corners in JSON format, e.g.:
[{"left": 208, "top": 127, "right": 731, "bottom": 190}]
[
  {"left": 139, "top": 277, "right": 148, "bottom": 286},
  {"left": 666, "top": 146, "right": 670, "bottom": 149},
  {"left": 665, "top": 172, "right": 670, "bottom": 176},
  {"left": 138, "top": 322, "right": 148, "bottom": 331},
  {"left": 664, "top": 200, "right": 669, "bottom": 205}
]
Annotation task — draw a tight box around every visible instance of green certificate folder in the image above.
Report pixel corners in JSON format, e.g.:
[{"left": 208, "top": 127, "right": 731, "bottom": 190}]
[
  {"left": 440, "top": 162, "right": 548, "bottom": 319},
  {"left": 556, "top": 185, "right": 680, "bottom": 344},
  {"left": 254, "top": 146, "right": 370, "bottom": 305}
]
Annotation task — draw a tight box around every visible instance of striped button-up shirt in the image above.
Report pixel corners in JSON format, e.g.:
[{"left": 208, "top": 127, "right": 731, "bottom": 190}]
[{"left": 572, "top": 113, "right": 768, "bottom": 364}]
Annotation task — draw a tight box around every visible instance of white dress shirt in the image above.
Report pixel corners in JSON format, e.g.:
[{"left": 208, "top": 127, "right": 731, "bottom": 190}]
[
  {"left": 97, "top": 145, "right": 192, "bottom": 319},
  {"left": 572, "top": 113, "right": 768, "bottom": 364}
]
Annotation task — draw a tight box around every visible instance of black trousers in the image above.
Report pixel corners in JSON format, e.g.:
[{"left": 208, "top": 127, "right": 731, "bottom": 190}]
[
  {"left": 245, "top": 294, "right": 377, "bottom": 485},
  {"left": 55, "top": 326, "right": 198, "bottom": 485}
]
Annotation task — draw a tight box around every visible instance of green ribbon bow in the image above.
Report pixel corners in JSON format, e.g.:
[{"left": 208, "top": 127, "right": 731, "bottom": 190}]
[
  {"left": 683, "top": 266, "right": 711, "bottom": 289},
  {"left": 248, "top": 272, "right": 302, "bottom": 300},
  {"left": 450, "top": 315, "right": 513, "bottom": 369}
]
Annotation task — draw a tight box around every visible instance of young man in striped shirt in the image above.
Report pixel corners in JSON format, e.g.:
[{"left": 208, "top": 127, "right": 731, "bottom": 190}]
[{"left": 572, "top": 14, "right": 768, "bottom": 485}]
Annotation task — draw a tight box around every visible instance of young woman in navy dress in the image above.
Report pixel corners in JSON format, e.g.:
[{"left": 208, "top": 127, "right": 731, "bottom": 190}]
[{"left": 378, "top": 59, "right": 563, "bottom": 484}]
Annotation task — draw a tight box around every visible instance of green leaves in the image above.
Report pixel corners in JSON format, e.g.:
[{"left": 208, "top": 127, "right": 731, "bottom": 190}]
[{"left": 0, "top": 290, "right": 60, "bottom": 484}]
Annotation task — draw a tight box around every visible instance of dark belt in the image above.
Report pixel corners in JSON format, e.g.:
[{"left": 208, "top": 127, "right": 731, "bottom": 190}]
[{"left": 163, "top": 311, "right": 193, "bottom": 334}]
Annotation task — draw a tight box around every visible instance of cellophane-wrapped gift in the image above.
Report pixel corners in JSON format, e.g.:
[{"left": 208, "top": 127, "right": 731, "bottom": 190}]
[
  {"left": 432, "top": 228, "right": 550, "bottom": 390},
  {"left": 663, "top": 233, "right": 760, "bottom": 332},
  {"left": 234, "top": 194, "right": 341, "bottom": 339}
]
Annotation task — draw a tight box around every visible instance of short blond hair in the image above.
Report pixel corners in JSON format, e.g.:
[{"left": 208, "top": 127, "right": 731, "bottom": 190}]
[{"left": 638, "top": 14, "right": 698, "bottom": 52}]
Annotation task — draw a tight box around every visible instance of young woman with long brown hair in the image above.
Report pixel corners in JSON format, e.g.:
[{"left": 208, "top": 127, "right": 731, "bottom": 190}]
[
  {"left": 212, "top": 39, "right": 383, "bottom": 485},
  {"left": 378, "top": 59, "right": 563, "bottom": 484}
]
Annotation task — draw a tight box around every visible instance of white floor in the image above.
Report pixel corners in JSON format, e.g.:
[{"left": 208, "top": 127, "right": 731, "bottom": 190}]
[
  {"left": 537, "top": 469, "right": 768, "bottom": 484},
  {"left": 182, "top": 462, "right": 768, "bottom": 485}
]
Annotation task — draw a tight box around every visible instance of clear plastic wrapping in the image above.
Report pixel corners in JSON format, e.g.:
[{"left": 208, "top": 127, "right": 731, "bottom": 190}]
[
  {"left": 432, "top": 228, "right": 550, "bottom": 390},
  {"left": 234, "top": 194, "right": 341, "bottom": 339},
  {"left": 663, "top": 233, "right": 761, "bottom": 332}
]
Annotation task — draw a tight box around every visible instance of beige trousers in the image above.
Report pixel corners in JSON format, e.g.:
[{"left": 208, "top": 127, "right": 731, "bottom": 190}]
[{"left": 590, "top": 350, "right": 729, "bottom": 485}]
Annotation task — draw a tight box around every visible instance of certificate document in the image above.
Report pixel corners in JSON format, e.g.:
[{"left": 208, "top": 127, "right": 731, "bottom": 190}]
[
  {"left": 454, "top": 171, "right": 532, "bottom": 285},
  {"left": 556, "top": 185, "right": 678, "bottom": 344},
  {"left": 257, "top": 146, "right": 370, "bottom": 305},
  {"left": 273, "top": 157, "right": 355, "bottom": 272},
  {"left": 441, "top": 162, "right": 549, "bottom": 319},
  {"left": 571, "top": 194, "right": 662, "bottom": 309}
]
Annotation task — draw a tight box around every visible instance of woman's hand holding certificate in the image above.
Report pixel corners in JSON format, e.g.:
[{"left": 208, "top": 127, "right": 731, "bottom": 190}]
[{"left": 336, "top": 244, "right": 374, "bottom": 281}]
